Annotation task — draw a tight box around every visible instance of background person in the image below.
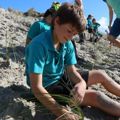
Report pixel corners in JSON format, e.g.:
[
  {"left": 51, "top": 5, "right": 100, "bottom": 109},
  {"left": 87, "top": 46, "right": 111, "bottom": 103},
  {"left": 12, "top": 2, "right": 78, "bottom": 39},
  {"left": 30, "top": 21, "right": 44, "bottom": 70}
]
[
  {"left": 103, "top": 0, "right": 120, "bottom": 48},
  {"left": 26, "top": 6, "right": 60, "bottom": 46},
  {"left": 92, "top": 18, "right": 102, "bottom": 42},
  {"left": 86, "top": 14, "right": 94, "bottom": 41}
]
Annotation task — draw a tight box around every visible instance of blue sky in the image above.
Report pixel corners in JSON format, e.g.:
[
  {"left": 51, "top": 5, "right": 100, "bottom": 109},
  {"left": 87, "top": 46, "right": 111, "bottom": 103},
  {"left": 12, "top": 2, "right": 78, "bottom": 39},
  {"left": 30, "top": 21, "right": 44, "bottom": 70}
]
[{"left": 0, "top": 0, "right": 110, "bottom": 32}]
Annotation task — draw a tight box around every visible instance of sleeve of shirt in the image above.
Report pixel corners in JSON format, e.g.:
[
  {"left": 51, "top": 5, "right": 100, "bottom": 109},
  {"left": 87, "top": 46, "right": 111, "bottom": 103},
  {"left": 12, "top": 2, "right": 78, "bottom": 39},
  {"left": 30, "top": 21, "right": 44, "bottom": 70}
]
[
  {"left": 27, "top": 22, "right": 41, "bottom": 40},
  {"left": 88, "top": 20, "right": 93, "bottom": 28},
  {"left": 64, "top": 41, "right": 77, "bottom": 66},
  {"left": 97, "top": 23, "right": 100, "bottom": 27},
  {"left": 27, "top": 42, "right": 46, "bottom": 74}
]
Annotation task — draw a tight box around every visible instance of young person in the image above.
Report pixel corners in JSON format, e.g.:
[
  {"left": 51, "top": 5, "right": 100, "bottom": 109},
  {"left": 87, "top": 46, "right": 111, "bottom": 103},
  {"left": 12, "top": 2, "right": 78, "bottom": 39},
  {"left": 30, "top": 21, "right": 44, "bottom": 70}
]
[
  {"left": 86, "top": 14, "right": 95, "bottom": 41},
  {"left": 25, "top": 3, "right": 120, "bottom": 120},
  {"left": 51, "top": 1, "right": 61, "bottom": 11},
  {"left": 92, "top": 18, "right": 102, "bottom": 42},
  {"left": 86, "top": 14, "right": 93, "bottom": 32},
  {"left": 103, "top": 0, "right": 120, "bottom": 48},
  {"left": 26, "top": 7, "right": 58, "bottom": 46}
]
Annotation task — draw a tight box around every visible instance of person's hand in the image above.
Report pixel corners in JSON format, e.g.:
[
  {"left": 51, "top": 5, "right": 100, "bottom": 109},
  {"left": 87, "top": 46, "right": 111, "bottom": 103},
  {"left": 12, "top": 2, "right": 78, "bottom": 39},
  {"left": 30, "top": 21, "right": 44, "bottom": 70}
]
[
  {"left": 71, "top": 81, "right": 86, "bottom": 105},
  {"left": 109, "top": 39, "right": 120, "bottom": 48},
  {"left": 56, "top": 111, "right": 80, "bottom": 120},
  {"left": 75, "top": 0, "right": 82, "bottom": 6},
  {"left": 63, "top": 112, "right": 80, "bottom": 120}
]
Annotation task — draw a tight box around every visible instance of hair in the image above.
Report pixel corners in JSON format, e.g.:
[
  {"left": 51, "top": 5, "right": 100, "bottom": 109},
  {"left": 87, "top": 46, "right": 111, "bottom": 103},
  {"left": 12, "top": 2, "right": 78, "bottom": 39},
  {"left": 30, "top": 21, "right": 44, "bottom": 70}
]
[
  {"left": 87, "top": 14, "right": 93, "bottom": 20},
  {"left": 92, "top": 18, "right": 96, "bottom": 22},
  {"left": 43, "top": 8, "right": 57, "bottom": 18},
  {"left": 51, "top": 3, "right": 86, "bottom": 32},
  {"left": 51, "top": 1, "right": 61, "bottom": 11}
]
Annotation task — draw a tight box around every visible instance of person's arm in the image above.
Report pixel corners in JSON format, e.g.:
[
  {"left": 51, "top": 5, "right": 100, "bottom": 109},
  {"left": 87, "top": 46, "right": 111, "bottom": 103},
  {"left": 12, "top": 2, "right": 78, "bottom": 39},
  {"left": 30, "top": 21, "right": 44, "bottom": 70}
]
[
  {"left": 66, "top": 65, "right": 86, "bottom": 103},
  {"left": 75, "top": 0, "right": 83, "bottom": 9},
  {"left": 106, "top": 2, "right": 113, "bottom": 31},
  {"left": 30, "top": 73, "right": 68, "bottom": 116},
  {"left": 30, "top": 73, "right": 80, "bottom": 120},
  {"left": 97, "top": 23, "right": 100, "bottom": 27},
  {"left": 105, "top": 3, "right": 120, "bottom": 48}
]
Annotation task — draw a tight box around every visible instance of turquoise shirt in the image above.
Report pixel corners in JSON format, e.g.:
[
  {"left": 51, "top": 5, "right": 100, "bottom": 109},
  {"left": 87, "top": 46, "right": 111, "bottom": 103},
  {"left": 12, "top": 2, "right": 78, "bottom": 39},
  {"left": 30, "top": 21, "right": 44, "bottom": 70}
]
[
  {"left": 27, "top": 20, "right": 51, "bottom": 40},
  {"left": 87, "top": 18, "right": 93, "bottom": 28},
  {"left": 25, "top": 30, "right": 77, "bottom": 88},
  {"left": 107, "top": 0, "right": 120, "bottom": 18},
  {"left": 92, "top": 23, "right": 100, "bottom": 32}
]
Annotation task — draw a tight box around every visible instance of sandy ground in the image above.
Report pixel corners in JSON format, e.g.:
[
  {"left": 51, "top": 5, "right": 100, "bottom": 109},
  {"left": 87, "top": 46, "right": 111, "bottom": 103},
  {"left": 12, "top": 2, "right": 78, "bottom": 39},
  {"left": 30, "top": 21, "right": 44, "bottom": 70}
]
[{"left": 0, "top": 8, "right": 120, "bottom": 120}]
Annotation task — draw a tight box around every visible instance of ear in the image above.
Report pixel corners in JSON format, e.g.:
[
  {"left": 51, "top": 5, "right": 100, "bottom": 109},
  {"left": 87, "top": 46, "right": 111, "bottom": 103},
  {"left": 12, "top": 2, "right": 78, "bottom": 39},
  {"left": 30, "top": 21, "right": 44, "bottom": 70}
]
[{"left": 54, "top": 16, "right": 60, "bottom": 25}]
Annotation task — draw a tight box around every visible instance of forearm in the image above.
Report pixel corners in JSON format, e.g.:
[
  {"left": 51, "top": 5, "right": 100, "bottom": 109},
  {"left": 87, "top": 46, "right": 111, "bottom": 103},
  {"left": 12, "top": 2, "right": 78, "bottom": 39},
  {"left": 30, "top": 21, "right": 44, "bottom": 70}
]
[
  {"left": 71, "top": 71, "right": 87, "bottom": 91},
  {"left": 109, "top": 10, "right": 113, "bottom": 27},
  {"left": 67, "top": 67, "right": 86, "bottom": 87},
  {"left": 66, "top": 66, "right": 86, "bottom": 104},
  {"left": 33, "top": 86, "right": 68, "bottom": 116},
  {"left": 107, "top": 3, "right": 113, "bottom": 27}
]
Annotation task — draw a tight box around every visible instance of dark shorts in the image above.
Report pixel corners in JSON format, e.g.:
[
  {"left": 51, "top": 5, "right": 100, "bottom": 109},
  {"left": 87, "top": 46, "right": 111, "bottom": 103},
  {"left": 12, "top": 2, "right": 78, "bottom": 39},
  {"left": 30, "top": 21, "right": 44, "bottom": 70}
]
[
  {"left": 46, "top": 71, "right": 89, "bottom": 105},
  {"left": 88, "top": 28, "right": 93, "bottom": 33},
  {"left": 109, "top": 18, "right": 120, "bottom": 37},
  {"left": 46, "top": 71, "right": 89, "bottom": 96}
]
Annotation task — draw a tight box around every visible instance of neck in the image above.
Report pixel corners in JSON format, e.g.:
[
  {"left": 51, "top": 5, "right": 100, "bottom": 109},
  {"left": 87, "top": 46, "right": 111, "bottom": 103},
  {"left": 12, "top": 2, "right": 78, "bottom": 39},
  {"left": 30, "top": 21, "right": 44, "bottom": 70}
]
[{"left": 52, "top": 30, "right": 60, "bottom": 50}]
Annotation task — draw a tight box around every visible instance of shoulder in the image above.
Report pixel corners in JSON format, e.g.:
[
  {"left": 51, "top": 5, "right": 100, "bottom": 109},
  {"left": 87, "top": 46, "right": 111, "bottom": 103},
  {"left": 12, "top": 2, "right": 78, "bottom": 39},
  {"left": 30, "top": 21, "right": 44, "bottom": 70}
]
[
  {"left": 29, "top": 31, "right": 46, "bottom": 48},
  {"left": 65, "top": 41, "right": 74, "bottom": 49},
  {"left": 96, "top": 23, "right": 100, "bottom": 26},
  {"left": 31, "top": 20, "right": 42, "bottom": 26},
  {"left": 29, "top": 20, "right": 42, "bottom": 31},
  {"left": 31, "top": 20, "right": 47, "bottom": 28},
  {"left": 30, "top": 30, "right": 51, "bottom": 49}
]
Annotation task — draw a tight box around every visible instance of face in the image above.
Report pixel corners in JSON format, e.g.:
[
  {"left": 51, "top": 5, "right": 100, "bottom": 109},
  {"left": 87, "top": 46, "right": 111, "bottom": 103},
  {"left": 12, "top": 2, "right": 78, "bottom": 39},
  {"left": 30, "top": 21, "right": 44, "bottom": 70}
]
[
  {"left": 93, "top": 20, "right": 96, "bottom": 23},
  {"left": 46, "top": 15, "right": 53, "bottom": 24},
  {"left": 53, "top": 17, "right": 78, "bottom": 43}
]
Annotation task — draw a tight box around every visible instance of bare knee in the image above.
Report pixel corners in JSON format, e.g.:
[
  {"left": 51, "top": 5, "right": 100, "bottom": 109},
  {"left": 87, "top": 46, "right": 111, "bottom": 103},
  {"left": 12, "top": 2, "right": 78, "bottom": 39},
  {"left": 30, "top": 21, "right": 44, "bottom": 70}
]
[
  {"left": 85, "top": 91, "right": 109, "bottom": 108},
  {"left": 91, "top": 91, "right": 103, "bottom": 107},
  {"left": 97, "top": 70, "right": 112, "bottom": 84},
  {"left": 96, "top": 70, "right": 107, "bottom": 77},
  {"left": 89, "top": 70, "right": 109, "bottom": 85},
  {"left": 95, "top": 69, "right": 106, "bottom": 75},
  {"left": 81, "top": 90, "right": 103, "bottom": 107},
  {"left": 107, "top": 35, "right": 115, "bottom": 41}
]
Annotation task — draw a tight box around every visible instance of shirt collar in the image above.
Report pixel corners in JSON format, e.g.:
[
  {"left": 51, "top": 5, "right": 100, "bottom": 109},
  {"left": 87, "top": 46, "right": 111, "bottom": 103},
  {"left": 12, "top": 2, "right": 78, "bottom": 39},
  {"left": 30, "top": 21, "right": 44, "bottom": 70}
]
[{"left": 45, "top": 29, "right": 67, "bottom": 52}]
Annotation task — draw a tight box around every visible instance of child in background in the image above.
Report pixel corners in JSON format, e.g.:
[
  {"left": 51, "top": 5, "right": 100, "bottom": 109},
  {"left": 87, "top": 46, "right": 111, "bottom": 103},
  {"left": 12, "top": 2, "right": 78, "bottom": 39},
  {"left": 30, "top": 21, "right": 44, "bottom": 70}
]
[
  {"left": 26, "top": 5, "right": 60, "bottom": 46},
  {"left": 103, "top": 0, "right": 120, "bottom": 48}
]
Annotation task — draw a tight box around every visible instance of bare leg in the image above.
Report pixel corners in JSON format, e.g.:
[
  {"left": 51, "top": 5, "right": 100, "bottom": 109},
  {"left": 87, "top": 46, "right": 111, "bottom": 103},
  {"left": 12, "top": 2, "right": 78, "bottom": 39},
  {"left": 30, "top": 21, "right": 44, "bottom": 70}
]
[
  {"left": 87, "top": 70, "right": 120, "bottom": 97},
  {"left": 107, "top": 35, "right": 120, "bottom": 48},
  {"left": 81, "top": 90, "right": 120, "bottom": 116}
]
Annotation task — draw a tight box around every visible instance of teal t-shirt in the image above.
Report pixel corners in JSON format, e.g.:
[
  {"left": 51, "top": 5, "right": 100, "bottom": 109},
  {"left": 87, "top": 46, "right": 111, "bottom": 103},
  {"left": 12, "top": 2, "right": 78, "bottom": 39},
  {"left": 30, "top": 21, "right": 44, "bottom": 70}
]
[
  {"left": 27, "top": 20, "right": 51, "bottom": 40},
  {"left": 25, "top": 30, "right": 77, "bottom": 88},
  {"left": 87, "top": 18, "right": 93, "bottom": 28},
  {"left": 107, "top": 0, "right": 120, "bottom": 18},
  {"left": 92, "top": 23, "right": 100, "bottom": 32}
]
